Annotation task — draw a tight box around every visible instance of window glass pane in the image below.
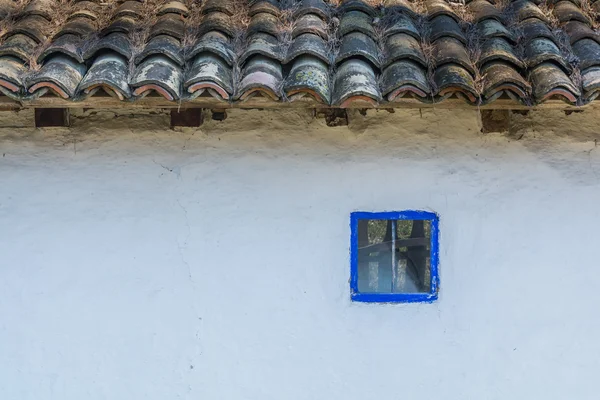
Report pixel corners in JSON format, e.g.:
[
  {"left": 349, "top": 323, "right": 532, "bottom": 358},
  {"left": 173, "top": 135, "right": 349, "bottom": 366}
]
[{"left": 357, "top": 219, "right": 431, "bottom": 294}]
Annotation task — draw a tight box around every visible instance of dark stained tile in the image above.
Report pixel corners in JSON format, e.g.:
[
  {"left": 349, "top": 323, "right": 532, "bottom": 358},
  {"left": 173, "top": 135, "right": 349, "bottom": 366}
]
[
  {"left": 479, "top": 37, "right": 525, "bottom": 69},
  {"left": 332, "top": 59, "right": 381, "bottom": 107},
  {"left": 428, "top": 15, "right": 466, "bottom": 44},
  {"left": 480, "top": 61, "right": 531, "bottom": 103},
  {"left": 340, "top": 0, "right": 378, "bottom": 16},
  {"left": 247, "top": 12, "right": 279, "bottom": 36},
  {"left": 381, "top": 60, "right": 430, "bottom": 101},
  {"left": 114, "top": 1, "right": 144, "bottom": 19},
  {"left": 185, "top": 53, "right": 233, "bottom": 100},
  {"left": 476, "top": 19, "right": 516, "bottom": 43},
  {"left": 102, "top": 15, "right": 137, "bottom": 36},
  {"left": 433, "top": 37, "right": 476, "bottom": 77},
  {"left": 27, "top": 54, "right": 87, "bottom": 99},
  {"left": 38, "top": 34, "right": 85, "bottom": 64},
  {"left": 149, "top": 13, "right": 185, "bottom": 40},
  {"left": 520, "top": 17, "right": 556, "bottom": 44},
  {"left": 564, "top": 20, "right": 600, "bottom": 45},
  {"left": 383, "top": 0, "right": 418, "bottom": 17},
  {"left": 467, "top": 0, "right": 503, "bottom": 24},
  {"left": 186, "top": 31, "right": 235, "bottom": 66},
  {"left": 239, "top": 32, "right": 283, "bottom": 65},
  {"left": 383, "top": 12, "right": 420, "bottom": 39},
  {"left": 22, "top": 0, "right": 53, "bottom": 20},
  {"left": 572, "top": 39, "right": 600, "bottom": 70},
  {"left": 0, "top": 56, "right": 26, "bottom": 97},
  {"left": 197, "top": 12, "right": 234, "bottom": 37},
  {"left": 83, "top": 32, "right": 133, "bottom": 61},
  {"left": 8, "top": 15, "right": 51, "bottom": 44},
  {"left": 55, "top": 16, "right": 97, "bottom": 38},
  {"left": 135, "top": 34, "right": 184, "bottom": 66},
  {"left": 509, "top": 0, "right": 549, "bottom": 23},
  {"left": 285, "top": 33, "right": 329, "bottom": 64},
  {"left": 131, "top": 55, "right": 183, "bottom": 100},
  {"left": 203, "top": 0, "right": 234, "bottom": 16},
  {"left": 433, "top": 63, "right": 478, "bottom": 104},
  {"left": 529, "top": 62, "right": 580, "bottom": 103},
  {"left": 553, "top": 0, "right": 591, "bottom": 25},
  {"left": 237, "top": 55, "right": 283, "bottom": 101},
  {"left": 581, "top": 66, "right": 600, "bottom": 101},
  {"left": 383, "top": 33, "right": 427, "bottom": 69},
  {"left": 249, "top": 0, "right": 280, "bottom": 17},
  {"left": 78, "top": 53, "right": 131, "bottom": 100},
  {"left": 335, "top": 31, "right": 381, "bottom": 69},
  {"left": 294, "top": 0, "right": 329, "bottom": 19},
  {"left": 524, "top": 37, "right": 571, "bottom": 72},
  {"left": 293, "top": 13, "right": 328, "bottom": 39},
  {"left": 0, "top": 34, "right": 39, "bottom": 63},
  {"left": 158, "top": 1, "right": 189, "bottom": 17},
  {"left": 70, "top": 1, "right": 101, "bottom": 21},
  {"left": 425, "top": 0, "right": 459, "bottom": 21},
  {"left": 337, "top": 11, "right": 376, "bottom": 40},
  {"left": 284, "top": 55, "right": 330, "bottom": 103}
]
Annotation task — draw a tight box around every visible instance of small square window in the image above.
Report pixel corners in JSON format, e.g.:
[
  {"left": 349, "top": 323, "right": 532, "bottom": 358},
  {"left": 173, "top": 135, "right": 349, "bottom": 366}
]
[{"left": 350, "top": 211, "right": 439, "bottom": 303}]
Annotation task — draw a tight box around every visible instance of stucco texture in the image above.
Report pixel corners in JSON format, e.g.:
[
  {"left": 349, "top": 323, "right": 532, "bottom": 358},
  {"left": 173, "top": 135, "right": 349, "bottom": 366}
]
[{"left": 0, "top": 108, "right": 599, "bottom": 400}]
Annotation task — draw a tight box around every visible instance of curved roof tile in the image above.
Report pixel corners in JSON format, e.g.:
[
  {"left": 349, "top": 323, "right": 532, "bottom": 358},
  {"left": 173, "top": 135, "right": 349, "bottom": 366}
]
[
  {"left": 433, "top": 63, "right": 479, "bottom": 104},
  {"left": 131, "top": 55, "right": 183, "bottom": 100},
  {"left": 383, "top": 33, "right": 427, "bottom": 69},
  {"left": 83, "top": 32, "right": 133, "bottom": 61},
  {"left": 332, "top": 58, "right": 381, "bottom": 107},
  {"left": 335, "top": 31, "right": 381, "bottom": 69},
  {"left": 78, "top": 53, "right": 131, "bottom": 100},
  {"left": 284, "top": 55, "right": 330, "bottom": 103},
  {"left": 381, "top": 60, "right": 430, "bottom": 101},
  {"left": 185, "top": 53, "right": 233, "bottom": 100},
  {"left": 480, "top": 61, "right": 532, "bottom": 104},
  {"left": 529, "top": 62, "right": 580, "bottom": 104},
  {"left": 0, "top": 0, "right": 597, "bottom": 106},
  {"left": 293, "top": 13, "right": 328, "bottom": 39},
  {"left": 285, "top": 33, "right": 329, "bottom": 65},
  {"left": 27, "top": 55, "right": 87, "bottom": 99},
  {"left": 0, "top": 56, "right": 26, "bottom": 96},
  {"left": 186, "top": 31, "right": 235, "bottom": 66},
  {"left": 135, "top": 34, "right": 184, "bottom": 66},
  {"left": 237, "top": 55, "right": 283, "bottom": 101}
]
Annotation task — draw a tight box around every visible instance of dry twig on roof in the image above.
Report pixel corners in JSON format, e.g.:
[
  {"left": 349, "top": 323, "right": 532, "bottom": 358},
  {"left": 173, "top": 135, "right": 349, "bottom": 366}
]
[
  {"left": 128, "top": 0, "right": 163, "bottom": 76},
  {"left": 183, "top": 0, "right": 204, "bottom": 53},
  {"left": 415, "top": 16, "right": 437, "bottom": 99},
  {"left": 231, "top": 0, "right": 250, "bottom": 97},
  {"left": 0, "top": 0, "right": 29, "bottom": 41},
  {"left": 581, "top": 0, "right": 600, "bottom": 29},
  {"left": 325, "top": 5, "right": 339, "bottom": 92},
  {"left": 28, "top": 0, "right": 76, "bottom": 71}
]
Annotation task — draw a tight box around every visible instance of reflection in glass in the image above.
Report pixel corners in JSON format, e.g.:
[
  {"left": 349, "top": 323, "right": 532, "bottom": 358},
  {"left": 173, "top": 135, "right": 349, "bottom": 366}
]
[{"left": 357, "top": 219, "right": 431, "bottom": 294}]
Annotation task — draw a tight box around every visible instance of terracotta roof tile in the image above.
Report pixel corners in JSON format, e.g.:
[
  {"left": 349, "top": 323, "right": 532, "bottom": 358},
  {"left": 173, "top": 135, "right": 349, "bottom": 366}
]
[
  {"left": 0, "top": 0, "right": 598, "bottom": 106},
  {"left": 78, "top": 52, "right": 131, "bottom": 100},
  {"left": 284, "top": 55, "right": 330, "bottom": 103},
  {"left": 185, "top": 53, "right": 234, "bottom": 100}
]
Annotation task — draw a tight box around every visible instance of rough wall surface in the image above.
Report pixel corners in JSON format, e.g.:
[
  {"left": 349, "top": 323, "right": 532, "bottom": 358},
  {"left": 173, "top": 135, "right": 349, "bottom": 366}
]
[{"left": 1, "top": 109, "right": 599, "bottom": 400}]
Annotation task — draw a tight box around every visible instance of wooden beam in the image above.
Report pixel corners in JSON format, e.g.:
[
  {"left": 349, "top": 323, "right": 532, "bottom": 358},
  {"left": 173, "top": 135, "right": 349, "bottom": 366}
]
[
  {"left": 0, "top": 95, "right": 592, "bottom": 111},
  {"left": 359, "top": 238, "right": 428, "bottom": 253},
  {"left": 34, "top": 108, "right": 69, "bottom": 127},
  {"left": 170, "top": 108, "right": 203, "bottom": 127},
  {"left": 481, "top": 110, "right": 510, "bottom": 133}
]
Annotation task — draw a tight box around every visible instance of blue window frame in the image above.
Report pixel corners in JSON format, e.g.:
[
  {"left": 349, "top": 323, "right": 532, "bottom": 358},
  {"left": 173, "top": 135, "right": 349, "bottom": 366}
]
[{"left": 350, "top": 211, "right": 439, "bottom": 303}]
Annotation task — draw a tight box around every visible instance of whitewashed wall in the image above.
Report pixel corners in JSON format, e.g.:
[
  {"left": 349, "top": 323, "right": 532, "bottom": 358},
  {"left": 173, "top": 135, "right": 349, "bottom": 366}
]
[{"left": 1, "top": 109, "right": 599, "bottom": 400}]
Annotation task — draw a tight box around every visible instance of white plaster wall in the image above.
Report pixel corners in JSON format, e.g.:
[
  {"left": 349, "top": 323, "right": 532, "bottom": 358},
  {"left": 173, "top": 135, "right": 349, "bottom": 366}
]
[{"left": 1, "top": 109, "right": 599, "bottom": 400}]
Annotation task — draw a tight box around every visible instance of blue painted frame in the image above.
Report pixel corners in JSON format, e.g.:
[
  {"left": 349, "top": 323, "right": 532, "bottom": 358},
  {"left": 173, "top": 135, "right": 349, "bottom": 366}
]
[{"left": 350, "top": 210, "right": 439, "bottom": 303}]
